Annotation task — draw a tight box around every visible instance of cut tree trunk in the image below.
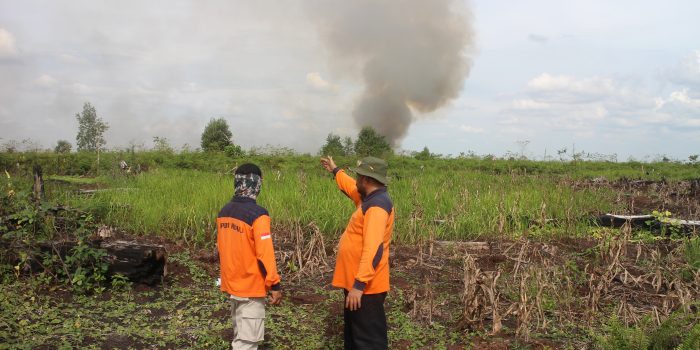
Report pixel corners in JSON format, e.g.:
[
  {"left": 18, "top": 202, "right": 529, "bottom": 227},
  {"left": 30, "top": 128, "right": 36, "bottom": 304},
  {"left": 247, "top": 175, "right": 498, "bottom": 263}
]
[{"left": 99, "top": 240, "right": 167, "bottom": 285}]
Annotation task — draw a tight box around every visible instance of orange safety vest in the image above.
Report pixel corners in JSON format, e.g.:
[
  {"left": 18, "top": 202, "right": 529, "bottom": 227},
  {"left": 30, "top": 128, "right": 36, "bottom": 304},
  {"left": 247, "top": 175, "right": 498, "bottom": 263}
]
[
  {"left": 217, "top": 197, "right": 281, "bottom": 297},
  {"left": 331, "top": 169, "right": 394, "bottom": 294}
]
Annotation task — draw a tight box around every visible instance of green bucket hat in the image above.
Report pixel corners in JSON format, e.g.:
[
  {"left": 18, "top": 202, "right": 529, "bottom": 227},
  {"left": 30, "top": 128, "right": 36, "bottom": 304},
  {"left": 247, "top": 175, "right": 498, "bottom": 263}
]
[{"left": 349, "top": 156, "right": 389, "bottom": 185}]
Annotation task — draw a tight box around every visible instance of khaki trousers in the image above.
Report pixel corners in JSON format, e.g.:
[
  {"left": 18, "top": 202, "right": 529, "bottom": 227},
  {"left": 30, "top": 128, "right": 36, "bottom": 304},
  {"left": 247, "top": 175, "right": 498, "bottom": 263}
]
[{"left": 230, "top": 295, "right": 266, "bottom": 350}]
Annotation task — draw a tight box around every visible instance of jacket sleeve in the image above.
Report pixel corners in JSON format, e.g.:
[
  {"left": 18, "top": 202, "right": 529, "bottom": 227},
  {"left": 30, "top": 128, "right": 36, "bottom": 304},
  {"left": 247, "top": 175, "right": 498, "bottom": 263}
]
[
  {"left": 334, "top": 168, "right": 361, "bottom": 206},
  {"left": 252, "top": 214, "right": 281, "bottom": 291},
  {"left": 352, "top": 206, "right": 389, "bottom": 291}
]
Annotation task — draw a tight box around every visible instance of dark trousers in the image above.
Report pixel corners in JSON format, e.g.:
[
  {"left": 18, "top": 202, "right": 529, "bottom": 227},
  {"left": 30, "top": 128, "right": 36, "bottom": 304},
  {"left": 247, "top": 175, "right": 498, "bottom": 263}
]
[{"left": 343, "top": 290, "right": 388, "bottom": 350}]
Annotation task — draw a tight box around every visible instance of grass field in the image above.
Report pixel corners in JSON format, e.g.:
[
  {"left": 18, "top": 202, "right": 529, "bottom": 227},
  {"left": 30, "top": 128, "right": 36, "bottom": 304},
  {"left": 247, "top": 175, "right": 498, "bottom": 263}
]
[
  {"left": 2, "top": 151, "right": 700, "bottom": 349},
  {"left": 74, "top": 163, "right": 618, "bottom": 246}
]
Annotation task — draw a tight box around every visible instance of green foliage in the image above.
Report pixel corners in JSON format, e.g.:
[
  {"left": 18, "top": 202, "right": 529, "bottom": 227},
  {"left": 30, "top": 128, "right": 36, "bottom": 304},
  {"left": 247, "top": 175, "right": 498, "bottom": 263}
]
[
  {"left": 152, "top": 136, "right": 173, "bottom": 153},
  {"left": 63, "top": 235, "right": 109, "bottom": 294},
  {"left": 414, "top": 146, "right": 434, "bottom": 160},
  {"left": 1, "top": 174, "right": 109, "bottom": 294},
  {"left": 201, "top": 117, "right": 233, "bottom": 152},
  {"left": 343, "top": 136, "right": 354, "bottom": 156},
  {"left": 110, "top": 273, "right": 131, "bottom": 291},
  {"left": 594, "top": 309, "right": 700, "bottom": 350},
  {"left": 54, "top": 140, "right": 72, "bottom": 154},
  {"left": 684, "top": 238, "right": 700, "bottom": 271},
  {"left": 320, "top": 133, "right": 346, "bottom": 156},
  {"left": 224, "top": 144, "right": 244, "bottom": 158},
  {"left": 677, "top": 323, "right": 700, "bottom": 350},
  {"left": 647, "top": 210, "right": 683, "bottom": 237},
  {"left": 594, "top": 315, "right": 649, "bottom": 350},
  {"left": 75, "top": 102, "right": 109, "bottom": 152},
  {"left": 354, "top": 126, "right": 392, "bottom": 157},
  {"left": 0, "top": 252, "right": 231, "bottom": 349},
  {"left": 646, "top": 308, "right": 700, "bottom": 350},
  {"left": 682, "top": 238, "right": 700, "bottom": 281}
]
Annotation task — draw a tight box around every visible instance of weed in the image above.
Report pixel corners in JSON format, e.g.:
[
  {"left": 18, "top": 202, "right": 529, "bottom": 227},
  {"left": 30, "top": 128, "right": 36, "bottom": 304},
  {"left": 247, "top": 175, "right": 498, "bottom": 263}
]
[{"left": 594, "top": 315, "right": 650, "bottom": 350}]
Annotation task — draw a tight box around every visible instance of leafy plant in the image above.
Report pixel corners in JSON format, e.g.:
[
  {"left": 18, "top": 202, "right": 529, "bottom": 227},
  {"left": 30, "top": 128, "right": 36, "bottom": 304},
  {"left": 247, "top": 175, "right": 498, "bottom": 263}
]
[
  {"left": 594, "top": 315, "right": 649, "bottom": 350},
  {"left": 1, "top": 179, "right": 109, "bottom": 293},
  {"left": 224, "top": 144, "right": 244, "bottom": 158},
  {"left": 683, "top": 238, "right": 700, "bottom": 271},
  {"left": 677, "top": 323, "right": 700, "bottom": 350},
  {"left": 647, "top": 210, "right": 683, "bottom": 237}
]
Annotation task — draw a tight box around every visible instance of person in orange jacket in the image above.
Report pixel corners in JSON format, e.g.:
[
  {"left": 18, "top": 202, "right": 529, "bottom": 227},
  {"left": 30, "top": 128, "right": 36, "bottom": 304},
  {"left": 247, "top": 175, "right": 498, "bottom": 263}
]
[
  {"left": 321, "top": 155, "right": 394, "bottom": 350},
  {"left": 217, "top": 163, "right": 282, "bottom": 350}
]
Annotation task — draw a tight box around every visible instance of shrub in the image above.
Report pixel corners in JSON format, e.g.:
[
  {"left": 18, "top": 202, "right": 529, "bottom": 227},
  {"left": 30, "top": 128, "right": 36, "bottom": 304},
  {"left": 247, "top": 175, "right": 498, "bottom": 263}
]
[{"left": 594, "top": 315, "right": 649, "bottom": 350}]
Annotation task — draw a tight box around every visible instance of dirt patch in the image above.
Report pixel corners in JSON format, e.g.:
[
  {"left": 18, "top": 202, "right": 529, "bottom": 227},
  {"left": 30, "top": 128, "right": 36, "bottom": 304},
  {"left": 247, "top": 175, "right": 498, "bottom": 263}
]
[{"left": 289, "top": 293, "right": 327, "bottom": 305}]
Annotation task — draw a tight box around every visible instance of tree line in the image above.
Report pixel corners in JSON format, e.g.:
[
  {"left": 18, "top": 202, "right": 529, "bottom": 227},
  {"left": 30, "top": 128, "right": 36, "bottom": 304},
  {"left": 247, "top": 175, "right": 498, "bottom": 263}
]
[{"left": 48, "top": 102, "right": 396, "bottom": 158}]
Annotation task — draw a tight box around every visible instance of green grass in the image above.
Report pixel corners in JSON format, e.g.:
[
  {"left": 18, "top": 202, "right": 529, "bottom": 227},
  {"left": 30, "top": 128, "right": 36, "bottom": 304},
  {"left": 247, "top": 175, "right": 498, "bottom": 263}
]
[
  {"left": 2, "top": 151, "right": 700, "bottom": 180},
  {"left": 6, "top": 151, "right": 698, "bottom": 245},
  {"left": 65, "top": 161, "right": 617, "bottom": 246},
  {"left": 46, "top": 175, "right": 104, "bottom": 185}
]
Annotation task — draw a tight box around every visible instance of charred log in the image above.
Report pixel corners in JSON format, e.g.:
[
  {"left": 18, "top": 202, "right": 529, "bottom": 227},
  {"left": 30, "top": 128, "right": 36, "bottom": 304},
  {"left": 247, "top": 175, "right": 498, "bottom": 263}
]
[{"left": 2, "top": 239, "right": 167, "bottom": 285}]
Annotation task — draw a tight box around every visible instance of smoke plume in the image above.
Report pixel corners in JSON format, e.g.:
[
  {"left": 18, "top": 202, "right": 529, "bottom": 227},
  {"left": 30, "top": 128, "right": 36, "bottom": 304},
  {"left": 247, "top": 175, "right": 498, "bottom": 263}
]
[{"left": 307, "top": 0, "right": 475, "bottom": 146}]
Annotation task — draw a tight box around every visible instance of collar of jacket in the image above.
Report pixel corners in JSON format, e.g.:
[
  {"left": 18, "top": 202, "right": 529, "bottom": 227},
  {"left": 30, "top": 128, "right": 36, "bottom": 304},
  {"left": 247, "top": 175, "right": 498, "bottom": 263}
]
[
  {"left": 362, "top": 187, "right": 387, "bottom": 202},
  {"left": 232, "top": 196, "right": 257, "bottom": 203}
]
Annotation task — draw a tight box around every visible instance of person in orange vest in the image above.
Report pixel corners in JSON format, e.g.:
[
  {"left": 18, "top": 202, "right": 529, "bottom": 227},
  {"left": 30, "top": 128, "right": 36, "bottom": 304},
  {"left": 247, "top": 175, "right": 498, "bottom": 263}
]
[
  {"left": 217, "top": 163, "right": 282, "bottom": 350},
  {"left": 320, "top": 155, "right": 394, "bottom": 350}
]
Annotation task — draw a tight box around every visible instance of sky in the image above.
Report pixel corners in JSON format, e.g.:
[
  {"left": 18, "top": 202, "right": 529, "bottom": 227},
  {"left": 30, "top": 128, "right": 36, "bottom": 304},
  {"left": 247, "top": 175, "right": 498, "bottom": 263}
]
[{"left": 0, "top": 0, "right": 699, "bottom": 160}]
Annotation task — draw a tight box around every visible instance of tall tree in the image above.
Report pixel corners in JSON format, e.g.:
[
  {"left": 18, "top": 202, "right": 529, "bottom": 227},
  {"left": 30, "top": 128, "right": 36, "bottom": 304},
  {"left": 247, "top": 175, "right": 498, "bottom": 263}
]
[
  {"left": 75, "top": 102, "right": 109, "bottom": 152},
  {"left": 414, "top": 146, "right": 432, "bottom": 160},
  {"left": 354, "top": 126, "right": 392, "bottom": 157},
  {"left": 320, "top": 133, "right": 345, "bottom": 156},
  {"left": 152, "top": 136, "right": 173, "bottom": 153},
  {"left": 343, "top": 136, "right": 354, "bottom": 156},
  {"left": 201, "top": 118, "right": 233, "bottom": 152},
  {"left": 54, "top": 140, "right": 72, "bottom": 154}
]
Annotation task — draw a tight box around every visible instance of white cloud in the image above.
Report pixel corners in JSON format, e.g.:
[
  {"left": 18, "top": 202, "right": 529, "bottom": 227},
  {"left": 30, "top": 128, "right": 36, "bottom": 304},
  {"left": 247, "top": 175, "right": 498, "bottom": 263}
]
[
  {"left": 667, "top": 89, "right": 700, "bottom": 107},
  {"left": 69, "top": 83, "right": 93, "bottom": 95},
  {"left": 497, "top": 117, "right": 521, "bottom": 125},
  {"left": 306, "top": 72, "right": 335, "bottom": 91},
  {"left": 666, "top": 50, "right": 700, "bottom": 87},
  {"left": 0, "top": 28, "right": 18, "bottom": 57},
  {"left": 34, "top": 74, "right": 58, "bottom": 88},
  {"left": 527, "top": 34, "right": 548, "bottom": 44},
  {"left": 58, "top": 53, "right": 88, "bottom": 65},
  {"left": 460, "top": 125, "right": 485, "bottom": 134},
  {"left": 512, "top": 98, "right": 549, "bottom": 110},
  {"left": 528, "top": 73, "right": 615, "bottom": 97},
  {"left": 504, "top": 71, "right": 700, "bottom": 138}
]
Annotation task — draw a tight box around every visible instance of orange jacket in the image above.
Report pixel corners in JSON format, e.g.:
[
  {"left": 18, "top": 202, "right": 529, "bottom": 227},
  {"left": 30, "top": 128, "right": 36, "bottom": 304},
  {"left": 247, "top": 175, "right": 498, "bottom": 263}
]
[
  {"left": 217, "top": 197, "right": 281, "bottom": 297},
  {"left": 331, "top": 169, "right": 394, "bottom": 294}
]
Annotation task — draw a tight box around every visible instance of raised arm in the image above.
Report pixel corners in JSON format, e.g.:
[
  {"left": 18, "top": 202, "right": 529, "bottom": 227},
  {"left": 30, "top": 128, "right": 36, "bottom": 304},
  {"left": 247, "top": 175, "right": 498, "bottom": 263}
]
[{"left": 321, "top": 156, "right": 361, "bottom": 206}]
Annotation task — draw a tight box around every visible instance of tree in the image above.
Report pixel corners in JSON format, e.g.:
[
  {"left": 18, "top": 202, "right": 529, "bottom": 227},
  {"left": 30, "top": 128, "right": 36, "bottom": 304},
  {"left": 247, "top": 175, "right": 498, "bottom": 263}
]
[
  {"left": 152, "top": 136, "right": 173, "bottom": 153},
  {"left": 201, "top": 118, "right": 233, "bottom": 152},
  {"left": 414, "top": 146, "right": 432, "bottom": 160},
  {"left": 354, "top": 126, "right": 392, "bottom": 157},
  {"left": 54, "top": 140, "right": 72, "bottom": 154},
  {"left": 343, "top": 136, "right": 354, "bottom": 156},
  {"left": 75, "top": 102, "right": 109, "bottom": 152},
  {"left": 320, "top": 133, "right": 345, "bottom": 156},
  {"left": 224, "top": 144, "right": 244, "bottom": 158}
]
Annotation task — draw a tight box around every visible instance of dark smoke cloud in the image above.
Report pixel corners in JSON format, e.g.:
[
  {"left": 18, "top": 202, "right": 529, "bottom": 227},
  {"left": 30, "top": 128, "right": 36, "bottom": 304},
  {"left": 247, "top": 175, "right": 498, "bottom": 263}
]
[{"left": 306, "top": 0, "right": 475, "bottom": 145}]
